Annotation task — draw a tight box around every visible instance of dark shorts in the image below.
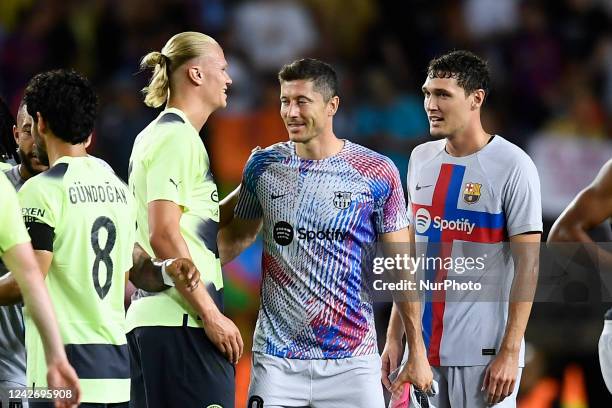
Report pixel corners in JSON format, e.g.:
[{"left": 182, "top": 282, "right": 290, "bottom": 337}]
[{"left": 127, "top": 323, "right": 235, "bottom": 408}]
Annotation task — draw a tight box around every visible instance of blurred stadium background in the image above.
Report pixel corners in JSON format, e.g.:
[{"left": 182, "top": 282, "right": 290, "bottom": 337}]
[{"left": 1, "top": 0, "right": 611, "bottom": 406}]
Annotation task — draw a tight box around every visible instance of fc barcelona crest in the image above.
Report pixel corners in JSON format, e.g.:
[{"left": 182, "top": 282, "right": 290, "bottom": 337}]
[
  {"left": 333, "top": 191, "right": 352, "bottom": 209},
  {"left": 463, "top": 182, "right": 482, "bottom": 204}
]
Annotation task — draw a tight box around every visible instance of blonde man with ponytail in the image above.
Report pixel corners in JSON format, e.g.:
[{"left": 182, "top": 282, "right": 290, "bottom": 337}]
[{"left": 127, "top": 32, "right": 240, "bottom": 408}]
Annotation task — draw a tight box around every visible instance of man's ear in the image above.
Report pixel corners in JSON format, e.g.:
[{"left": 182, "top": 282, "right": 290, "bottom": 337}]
[
  {"left": 471, "top": 89, "right": 485, "bottom": 110},
  {"left": 36, "top": 112, "right": 48, "bottom": 134},
  {"left": 328, "top": 96, "right": 340, "bottom": 116},
  {"left": 12, "top": 125, "right": 19, "bottom": 144},
  {"left": 188, "top": 66, "right": 204, "bottom": 85}
]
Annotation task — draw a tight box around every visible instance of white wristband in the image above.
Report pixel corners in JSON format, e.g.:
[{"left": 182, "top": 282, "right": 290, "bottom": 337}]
[{"left": 153, "top": 258, "right": 176, "bottom": 287}]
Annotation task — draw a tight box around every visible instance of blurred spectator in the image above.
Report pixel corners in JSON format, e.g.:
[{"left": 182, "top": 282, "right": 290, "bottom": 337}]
[{"left": 233, "top": 0, "right": 318, "bottom": 72}]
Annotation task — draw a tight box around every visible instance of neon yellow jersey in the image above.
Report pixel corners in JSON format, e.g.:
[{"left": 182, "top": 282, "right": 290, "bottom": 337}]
[
  {"left": 0, "top": 172, "right": 30, "bottom": 256},
  {"left": 127, "top": 107, "right": 222, "bottom": 331},
  {"left": 18, "top": 156, "right": 134, "bottom": 403}
]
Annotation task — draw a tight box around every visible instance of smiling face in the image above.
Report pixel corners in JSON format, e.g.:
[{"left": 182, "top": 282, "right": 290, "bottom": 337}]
[
  {"left": 280, "top": 79, "right": 336, "bottom": 144},
  {"left": 422, "top": 76, "right": 477, "bottom": 139},
  {"left": 199, "top": 44, "right": 232, "bottom": 110}
]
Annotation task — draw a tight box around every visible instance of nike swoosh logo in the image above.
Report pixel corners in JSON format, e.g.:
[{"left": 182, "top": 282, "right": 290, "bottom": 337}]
[
  {"left": 271, "top": 193, "right": 286, "bottom": 200},
  {"left": 415, "top": 183, "right": 432, "bottom": 191}
]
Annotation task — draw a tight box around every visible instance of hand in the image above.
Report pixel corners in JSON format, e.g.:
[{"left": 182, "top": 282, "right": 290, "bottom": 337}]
[
  {"left": 390, "top": 350, "right": 433, "bottom": 397},
  {"left": 203, "top": 310, "right": 244, "bottom": 364},
  {"left": 166, "top": 258, "right": 199, "bottom": 291},
  {"left": 482, "top": 350, "right": 519, "bottom": 405},
  {"left": 46, "top": 357, "right": 81, "bottom": 408},
  {"left": 381, "top": 335, "right": 403, "bottom": 390}
]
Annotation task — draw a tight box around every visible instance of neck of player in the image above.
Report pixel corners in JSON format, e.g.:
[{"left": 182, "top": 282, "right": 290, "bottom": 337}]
[
  {"left": 295, "top": 129, "right": 343, "bottom": 160},
  {"left": 166, "top": 94, "right": 213, "bottom": 132},
  {"left": 445, "top": 121, "right": 491, "bottom": 157},
  {"left": 46, "top": 135, "right": 87, "bottom": 166}
]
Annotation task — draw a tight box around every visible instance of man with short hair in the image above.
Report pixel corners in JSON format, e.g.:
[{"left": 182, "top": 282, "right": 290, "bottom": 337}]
[
  {"left": 382, "top": 50, "right": 542, "bottom": 407},
  {"left": 10, "top": 69, "right": 134, "bottom": 407},
  {"left": 5, "top": 102, "right": 50, "bottom": 187},
  {"left": 219, "top": 58, "right": 432, "bottom": 407}
]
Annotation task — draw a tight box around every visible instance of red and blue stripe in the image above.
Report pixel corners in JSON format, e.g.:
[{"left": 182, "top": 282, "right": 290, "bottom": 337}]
[{"left": 412, "top": 164, "right": 505, "bottom": 365}]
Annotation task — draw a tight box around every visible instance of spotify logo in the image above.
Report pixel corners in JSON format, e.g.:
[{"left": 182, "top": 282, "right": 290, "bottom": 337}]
[{"left": 273, "top": 221, "right": 294, "bottom": 246}]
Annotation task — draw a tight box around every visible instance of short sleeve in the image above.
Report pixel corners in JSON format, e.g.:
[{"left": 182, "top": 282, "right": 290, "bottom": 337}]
[
  {"left": 0, "top": 174, "right": 30, "bottom": 256},
  {"left": 374, "top": 159, "right": 409, "bottom": 234},
  {"left": 18, "top": 178, "right": 57, "bottom": 251},
  {"left": 146, "top": 130, "right": 199, "bottom": 208},
  {"left": 503, "top": 155, "right": 543, "bottom": 236},
  {"left": 234, "top": 152, "right": 263, "bottom": 219}
]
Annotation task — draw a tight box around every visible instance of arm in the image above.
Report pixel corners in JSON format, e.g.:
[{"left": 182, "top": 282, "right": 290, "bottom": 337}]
[
  {"left": 2, "top": 244, "right": 80, "bottom": 407},
  {"left": 128, "top": 243, "right": 199, "bottom": 292},
  {"left": 219, "top": 185, "right": 241, "bottom": 228},
  {"left": 0, "top": 249, "right": 52, "bottom": 305},
  {"left": 148, "top": 200, "right": 243, "bottom": 363},
  {"left": 380, "top": 227, "right": 432, "bottom": 393},
  {"left": 547, "top": 159, "right": 612, "bottom": 265},
  {"left": 483, "top": 232, "right": 541, "bottom": 405},
  {"left": 218, "top": 185, "right": 263, "bottom": 266}
]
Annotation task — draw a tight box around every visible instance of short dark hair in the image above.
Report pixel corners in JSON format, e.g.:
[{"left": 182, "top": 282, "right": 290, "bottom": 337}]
[
  {"left": 427, "top": 50, "right": 490, "bottom": 98},
  {"left": 278, "top": 58, "right": 338, "bottom": 101},
  {"left": 24, "top": 69, "right": 98, "bottom": 144}
]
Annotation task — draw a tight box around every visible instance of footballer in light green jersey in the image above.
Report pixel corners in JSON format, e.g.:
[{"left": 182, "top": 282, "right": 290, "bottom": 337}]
[
  {"left": 19, "top": 156, "right": 135, "bottom": 404},
  {"left": 126, "top": 32, "right": 240, "bottom": 408},
  {"left": 19, "top": 69, "right": 134, "bottom": 405},
  {"left": 127, "top": 107, "right": 222, "bottom": 330}
]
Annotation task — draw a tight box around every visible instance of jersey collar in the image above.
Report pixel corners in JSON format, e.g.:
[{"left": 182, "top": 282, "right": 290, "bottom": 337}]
[{"left": 159, "top": 108, "right": 197, "bottom": 134}]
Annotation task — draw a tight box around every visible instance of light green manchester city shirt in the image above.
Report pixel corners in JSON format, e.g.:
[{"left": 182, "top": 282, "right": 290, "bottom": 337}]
[
  {"left": 127, "top": 107, "right": 222, "bottom": 331},
  {"left": 18, "top": 156, "right": 134, "bottom": 403},
  {"left": 0, "top": 172, "right": 30, "bottom": 256}
]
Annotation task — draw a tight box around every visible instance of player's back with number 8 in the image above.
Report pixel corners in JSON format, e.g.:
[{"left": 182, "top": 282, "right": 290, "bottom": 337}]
[{"left": 19, "top": 69, "right": 135, "bottom": 407}]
